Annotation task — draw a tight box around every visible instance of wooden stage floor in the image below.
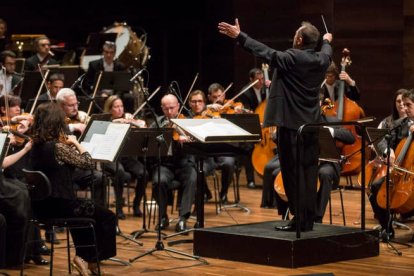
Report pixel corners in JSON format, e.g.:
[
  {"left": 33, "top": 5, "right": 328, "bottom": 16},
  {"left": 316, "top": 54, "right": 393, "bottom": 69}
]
[{"left": 3, "top": 174, "right": 414, "bottom": 275}]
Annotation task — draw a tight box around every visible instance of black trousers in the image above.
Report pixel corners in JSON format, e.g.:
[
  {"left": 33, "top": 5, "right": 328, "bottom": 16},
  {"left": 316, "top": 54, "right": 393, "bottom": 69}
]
[
  {"left": 261, "top": 154, "right": 280, "bottom": 208},
  {"left": 278, "top": 127, "right": 319, "bottom": 230},
  {"left": 0, "top": 178, "right": 30, "bottom": 268},
  {"left": 315, "top": 162, "right": 340, "bottom": 222},
  {"left": 151, "top": 164, "right": 197, "bottom": 220},
  {"left": 33, "top": 197, "right": 117, "bottom": 262}
]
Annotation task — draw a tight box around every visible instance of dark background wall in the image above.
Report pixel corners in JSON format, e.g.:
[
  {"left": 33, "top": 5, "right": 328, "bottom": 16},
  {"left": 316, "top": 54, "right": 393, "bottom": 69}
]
[{"left": 2, "top": 0, "right": 412, "bottom": 123}]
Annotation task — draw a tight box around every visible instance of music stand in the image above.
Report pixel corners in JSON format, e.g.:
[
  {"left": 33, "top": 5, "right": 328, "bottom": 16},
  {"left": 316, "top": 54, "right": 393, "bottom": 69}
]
[
  {"left": 79, "top": 121, "right": 144, "bottom": 252},
  {"left": 19, "top": 71, "right": 43, "bottom": 104},
  {"left": 97, "top": 71, "right": 134, "bottom": 92},
  {"left": 162, "top": 119, "right": 259, "bottom": 243},
  {"left": 129, "top": 127, "right": 205, "bottom": 263},
  {"left": 318, "top": 127, "right": 342, "bottom": 163},
  {"left": 117, "top": 128, "right": 172, "bottom": 240}
]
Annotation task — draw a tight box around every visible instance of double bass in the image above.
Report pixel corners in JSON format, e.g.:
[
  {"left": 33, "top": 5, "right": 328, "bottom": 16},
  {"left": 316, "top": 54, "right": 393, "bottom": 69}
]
[
  {"left": 251, "top": 64, "right": 276, "bottom": 176},
  {"left": 323, "top": 48, "right": 366, "bottom": 175}
]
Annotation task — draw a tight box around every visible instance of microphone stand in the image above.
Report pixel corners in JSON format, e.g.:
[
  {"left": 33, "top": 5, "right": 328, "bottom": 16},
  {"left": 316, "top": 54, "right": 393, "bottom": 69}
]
[{"left": 72, "top": 73, "right": 104, "bottom": 113}]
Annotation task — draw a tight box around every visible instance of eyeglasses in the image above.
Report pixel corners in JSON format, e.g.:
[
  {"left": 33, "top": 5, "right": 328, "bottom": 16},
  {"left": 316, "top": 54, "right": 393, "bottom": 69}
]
[{"left": 39, "top": 43, "right": 50, "bottom": 47}]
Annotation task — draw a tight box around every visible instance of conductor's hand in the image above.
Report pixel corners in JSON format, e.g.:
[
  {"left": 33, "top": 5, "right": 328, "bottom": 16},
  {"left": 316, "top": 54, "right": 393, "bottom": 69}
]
[
  {"left": 218, "top": 18, "right": 241, "bottom": 38},
  {"left": 323, "top": 33, "right": 333, "bottom": 43}
]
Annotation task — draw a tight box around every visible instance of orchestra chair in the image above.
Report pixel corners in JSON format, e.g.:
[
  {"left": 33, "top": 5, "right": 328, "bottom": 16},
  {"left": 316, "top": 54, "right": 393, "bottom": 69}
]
[
  {"left": 328, "top": 186, "right": 346, "bottom": 226},
  {"left": 21, "top": 168, "right": 101, "bottom": 276}
]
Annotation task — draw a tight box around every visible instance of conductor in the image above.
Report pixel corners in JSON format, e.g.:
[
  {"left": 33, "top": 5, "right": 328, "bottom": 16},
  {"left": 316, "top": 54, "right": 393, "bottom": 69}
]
[{"left": 218, "top": 19, "right": 333, "bottom": 231}]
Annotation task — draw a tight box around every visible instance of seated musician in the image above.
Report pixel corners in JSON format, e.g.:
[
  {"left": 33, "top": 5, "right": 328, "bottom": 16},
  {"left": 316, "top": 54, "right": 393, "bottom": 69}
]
[
  {"left": 30, "top": 102, "right": 116, "bottom": 275},
  {"left": 151, "top": 93, "right": 197, "bottom": 233},
  {"left": 314, "top": 114, "right": 355, "bottom": 223},
  {"left": 55, "top": 88, "right": 106, "bottom": 207},
  {"left": 206, "top": 83, "right": 237, "bottom": 203},
  {"left": 239, "top": 68, "right": 271, "bottom": 189},
  {"left": 37, "top": 72, "right": 65, "bottom": 101},
  {"left": 84, "top": 41, "right": 134, "bottom": 113},
  {"left": 321, "top": 62, "right": 360, "bottom": 103},
  {"left": 24, "top": 36, "right": 59, "bottom": 72},
  {"left": 103, "top": 95, "right": 147, "bottom": 218},
  {"left": 0, "top": 50, "right": 23, "bottom": 96},
  {"left": 368, "top": 89, "right": 414, "bottom": 240},
  {"left": 0, "top": 95, "right": 33, "bottom": 179}
]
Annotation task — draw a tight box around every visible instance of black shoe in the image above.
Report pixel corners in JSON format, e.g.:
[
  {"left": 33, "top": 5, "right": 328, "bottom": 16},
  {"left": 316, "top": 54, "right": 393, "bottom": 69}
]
[
  {"left": 39, "top": 243, "right": 51, "bottom": 256},
  {"left": 45, "top": 231, "right": 60, "bottom": 244},
  {"left": 156, "top": 216, "right": 170, "bottom": 230},
  {"left": 25, "top": 255, "right": 49, "bottom": 265},
  {"left": 175, "top": 219, "right": 189, "bottom": 234},
  {"left": 220, "top": 193, "right": 228, "bottom": 204},
  {"left": 275, "top": 217, "right": 296, "bottom": 231},
  {"left": 247, "top": 181, "right": 256, "bottom": 189},
  {"left": 275, "top": 224, "right": 296, "bottom": 231}
]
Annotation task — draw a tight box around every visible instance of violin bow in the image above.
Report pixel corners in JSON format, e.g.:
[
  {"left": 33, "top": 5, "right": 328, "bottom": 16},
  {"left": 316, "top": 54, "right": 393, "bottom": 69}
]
[
  {"left": 222, "top": 79, "right": 258, "bottom": 109},
  {"left": 30, "top": 69, "right": 50, "bottom": 115},
  {"left": 132, "top": 85, "right": 161, "bottom": 118},
  {"left": 213, "top": 82, "right": 233, "bottom": 104},
  {"left": 178, "top": 72, "right": 199, "bottom": 116}
]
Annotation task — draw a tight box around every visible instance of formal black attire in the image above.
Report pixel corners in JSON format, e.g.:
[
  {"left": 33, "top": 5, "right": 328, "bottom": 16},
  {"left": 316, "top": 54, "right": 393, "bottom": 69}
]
[
  {"left": 0, "top": 174, "right": 30, "bottom": 268},
  {"left": 85, "top": 59, "right": 134, "bottom": 113},
  {"left": 150, "top": 116, "right": 197, "bottom": 223},
  {"left": 321, "top": 79, "right": 360, "bottom": 102},
  {"left": 30, "top": 141, "right": 117, "bottom": 262},
  {"left": 236, "top": 31, "right": 332, "bottom": 230},
  {"left": 24, "top": 54, "right": 58, "bottom": 72},
  {"left": 239, "top": 85, "right": 267, "bottom": 186},
  {"left": 315, "top": 115, "right": 355, "bottom": 222},
  {"left": 368, "top": 117, "right": 413, "bottom": 234}
]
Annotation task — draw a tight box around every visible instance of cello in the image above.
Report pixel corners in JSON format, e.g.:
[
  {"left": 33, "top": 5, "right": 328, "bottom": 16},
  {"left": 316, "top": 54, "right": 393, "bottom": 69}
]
[
  {"left": 324, "top": 49, "right": 365, "bottom": 175},
  {"left": 376, "top": 131, "right": 414, "bottom": 213},
  {"left": 251, "top": 64, "right": 276, "bottom": 176}
]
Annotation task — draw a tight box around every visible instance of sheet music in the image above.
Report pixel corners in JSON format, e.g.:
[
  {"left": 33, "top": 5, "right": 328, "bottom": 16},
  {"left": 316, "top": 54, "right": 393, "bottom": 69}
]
[
  {"left": 171, "top": 118, "right": 260, "bottom": 143},
  {"left": 80, "top": 121, "right": 130, "bottom": 162}
]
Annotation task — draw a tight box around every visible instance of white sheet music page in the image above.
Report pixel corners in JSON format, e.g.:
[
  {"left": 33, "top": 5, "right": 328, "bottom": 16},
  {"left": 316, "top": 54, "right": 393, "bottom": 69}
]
[
  {"left": 81, "top": 122, "right": 130, "bottom": 162},
  {"left": 171, "top": 118, "right": 254, "bottom": 142}
]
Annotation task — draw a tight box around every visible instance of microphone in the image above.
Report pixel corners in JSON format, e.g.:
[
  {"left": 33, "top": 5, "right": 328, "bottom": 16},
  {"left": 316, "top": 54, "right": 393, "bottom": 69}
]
[{"left": 130, "top": 68, "right": 145, "bottom": 82}]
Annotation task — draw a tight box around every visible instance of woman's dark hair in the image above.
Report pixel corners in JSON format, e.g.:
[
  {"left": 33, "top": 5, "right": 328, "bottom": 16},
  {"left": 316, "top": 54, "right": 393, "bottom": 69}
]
[
  {"left": 0, "top": 95, "right": 22, "bottom": 115},
  {"left": 31, "top": 102, "right": 66, "bottom": 143},
  {"left": 391, "top": 88, "right": 408, "bottom": 120}
]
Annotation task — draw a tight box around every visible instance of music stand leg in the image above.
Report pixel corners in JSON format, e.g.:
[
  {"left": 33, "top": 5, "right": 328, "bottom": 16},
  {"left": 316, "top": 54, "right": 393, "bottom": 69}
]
[{"left": 129, "top": 133, "right": 203, "bottom": 264}]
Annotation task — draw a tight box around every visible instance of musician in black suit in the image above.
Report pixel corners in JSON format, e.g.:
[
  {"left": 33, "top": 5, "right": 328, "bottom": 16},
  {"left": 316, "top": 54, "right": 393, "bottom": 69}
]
[
  {"left": 219, "top": 19, "right": 333, "bottom": 231},
  {"left": 239, "top": 68, "right": 270, "bottom": 189},
  {"left": 85, "top": 41, "right": 134, "bottom": 113},
  {"left": 315, "top": 115, "right": 355, "bottom": 223},
  {"left": 0, "top": 50, "right": 23, "bottom": 96},
  {"left": 321, "top": 62, "right": 360, "bottom": 103},
  {"left": 24, "top": 36, "right": 59, "bottom": 71}
]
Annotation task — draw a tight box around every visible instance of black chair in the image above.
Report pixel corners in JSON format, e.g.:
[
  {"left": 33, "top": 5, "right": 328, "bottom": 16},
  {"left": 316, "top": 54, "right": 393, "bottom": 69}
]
[{"left": 21, "top": 168, "right": 101, "bottom": 276}]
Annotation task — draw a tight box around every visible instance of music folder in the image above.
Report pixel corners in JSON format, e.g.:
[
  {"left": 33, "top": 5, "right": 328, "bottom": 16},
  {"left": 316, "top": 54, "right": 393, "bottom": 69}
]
[
  {"left": 318, "top": 127, "right": 342, "bottom": 163},
  {"left": 0, "top": 133, "right": 10, "bottom": 165},
  {"left": 171, "top": 118, "right": 260, "bottom": 143},
  {"left": 79, "top": 120, "right": 130, "bottom": 163}
]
